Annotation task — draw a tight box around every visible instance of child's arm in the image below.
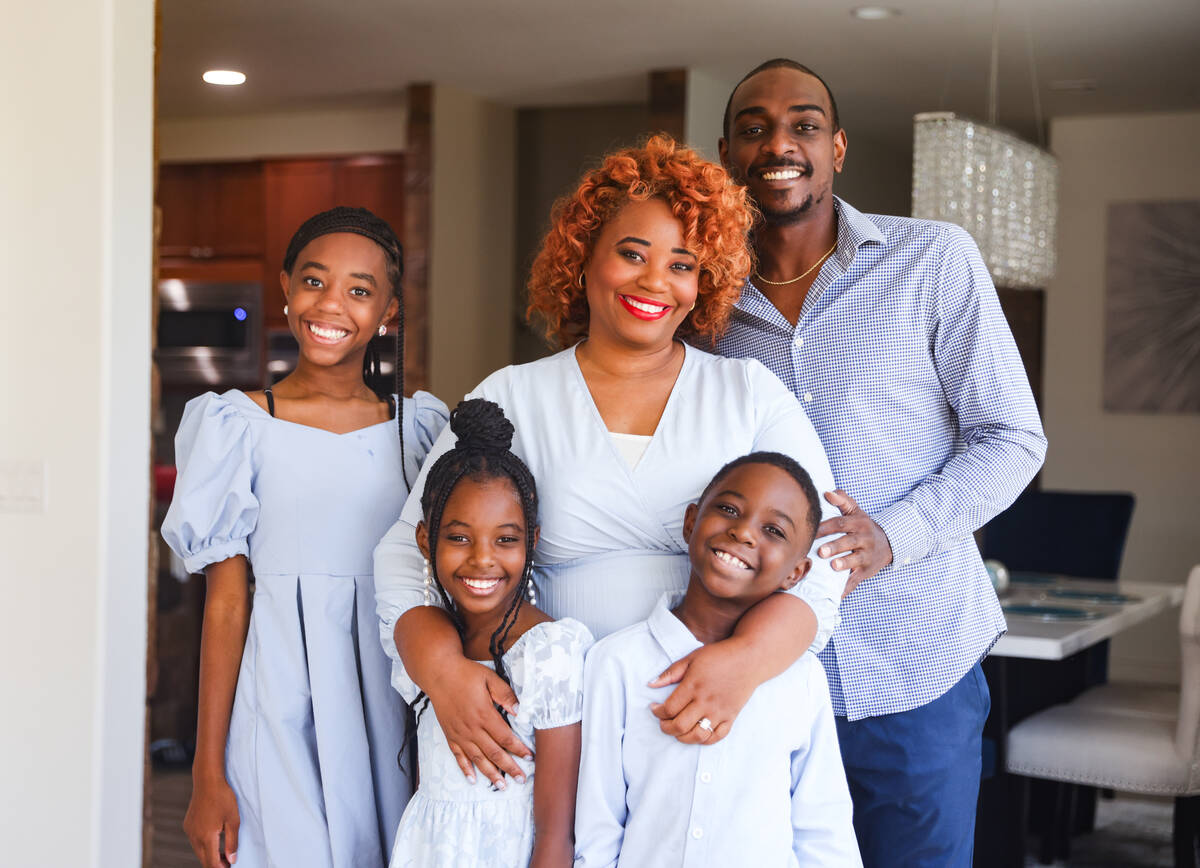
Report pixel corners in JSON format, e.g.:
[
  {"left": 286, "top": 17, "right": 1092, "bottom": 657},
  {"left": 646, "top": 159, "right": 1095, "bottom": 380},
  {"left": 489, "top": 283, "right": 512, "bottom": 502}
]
[
  {"left": 529, "top": 723, "right": 582, "bottom": 868},
  {"left": 185, "top": 556, "right": 251, "bottom": 868},
  {"left": 573, "top": 649, "right": 627, "bottom": 868},
  {"left": 790, "top": 665, "right": 863, "bottom": 867}
]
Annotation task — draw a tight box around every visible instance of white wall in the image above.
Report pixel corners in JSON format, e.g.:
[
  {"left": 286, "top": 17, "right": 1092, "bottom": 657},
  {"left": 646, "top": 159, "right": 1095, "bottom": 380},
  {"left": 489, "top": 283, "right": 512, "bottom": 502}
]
[
  {"left": 0, "top": 0, "right": 153, "bottom": 863},
  {"left": 684, "top": 68, "right": 728, "bottom": 163},
  {"left": 1046, "top": 111, "right": 1200, "bottom": 684},
  {"left": 429, "top": 86, "right": 516, "bottom": 402},
  {"left": 159, "top": 102, "right": 407, "bottom": 162}
]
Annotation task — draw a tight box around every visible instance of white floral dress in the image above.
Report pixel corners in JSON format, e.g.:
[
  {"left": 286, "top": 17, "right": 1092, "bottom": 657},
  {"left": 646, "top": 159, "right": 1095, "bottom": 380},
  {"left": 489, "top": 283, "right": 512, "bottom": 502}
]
[{"left": 388, "top": 618, "right": 593, "bottom": 868}]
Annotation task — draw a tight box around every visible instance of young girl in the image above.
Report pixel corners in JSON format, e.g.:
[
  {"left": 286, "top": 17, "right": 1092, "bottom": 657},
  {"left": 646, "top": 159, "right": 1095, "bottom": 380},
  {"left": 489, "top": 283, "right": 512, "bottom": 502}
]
[
  {"left": 389, "top": 398, "right": 593, "bottom": 868},
  {"left": 162, "top": 207, "right": 448, "bottom": 868}
]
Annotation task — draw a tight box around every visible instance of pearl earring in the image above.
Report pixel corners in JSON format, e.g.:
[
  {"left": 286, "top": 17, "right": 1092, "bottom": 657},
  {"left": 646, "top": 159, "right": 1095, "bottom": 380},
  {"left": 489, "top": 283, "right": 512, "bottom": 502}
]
[
  {"left": 283, "top": 304, "right": 289, "bottom": 316},
  {"left": 378, "top": 323, "right": 387, "bottom": 337},
  {"left": 423, "top": 558, "right": 433, "bottom": 605},
  {"left": 525, "top": 570, "right": 537, "bottom": 606}
]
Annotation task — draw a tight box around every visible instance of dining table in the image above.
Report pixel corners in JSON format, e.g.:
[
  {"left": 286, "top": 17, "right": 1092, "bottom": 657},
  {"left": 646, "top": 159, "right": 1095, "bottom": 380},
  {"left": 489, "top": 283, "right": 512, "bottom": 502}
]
[
  {"left": 975, "top": 572, "right": 1187, "bottom": 867},
  {"left": 992, "top": 573, "right": 1188, "bottom": 659}
]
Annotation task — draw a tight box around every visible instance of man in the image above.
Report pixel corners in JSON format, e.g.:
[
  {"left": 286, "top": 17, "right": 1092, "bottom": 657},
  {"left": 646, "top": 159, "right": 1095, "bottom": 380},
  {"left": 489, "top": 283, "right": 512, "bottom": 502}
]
[{"left": 715, "top": 59, "right": 1047, "bottom": 867}]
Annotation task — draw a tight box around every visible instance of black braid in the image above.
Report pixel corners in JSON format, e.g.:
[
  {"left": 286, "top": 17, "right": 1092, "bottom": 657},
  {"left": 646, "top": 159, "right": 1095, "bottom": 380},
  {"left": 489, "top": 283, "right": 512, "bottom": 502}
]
[
  {"left": 395, "top": 292, "right": 407, "bottom": 487},
  {"left": 281, "top": 205, "right": 407, "bottom": 481},
  {"left": 416, "top": 399, "right": 540, "bottom": 723}
]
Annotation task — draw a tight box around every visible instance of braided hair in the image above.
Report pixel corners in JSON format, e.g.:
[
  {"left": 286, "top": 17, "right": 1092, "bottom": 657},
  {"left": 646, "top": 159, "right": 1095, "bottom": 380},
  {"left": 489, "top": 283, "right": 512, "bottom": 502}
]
[
  {"left": 420, "top": 398, "right": 540, "bottom": 715},
  {"left": 282, "top": 205, "right": 410, "bottom": 482}
]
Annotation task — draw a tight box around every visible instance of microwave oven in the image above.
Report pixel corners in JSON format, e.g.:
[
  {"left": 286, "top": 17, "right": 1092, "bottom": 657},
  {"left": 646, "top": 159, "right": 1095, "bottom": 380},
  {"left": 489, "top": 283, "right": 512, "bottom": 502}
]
[{"left": 156, "top": 280, "right": 262, "bottom": 386}]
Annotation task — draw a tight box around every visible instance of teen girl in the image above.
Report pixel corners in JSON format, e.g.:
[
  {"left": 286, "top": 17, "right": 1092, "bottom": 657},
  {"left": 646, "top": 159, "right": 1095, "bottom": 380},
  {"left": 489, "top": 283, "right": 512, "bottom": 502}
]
[
  {"left": 388, "top": 398, "right": 592, "bottom": 868},
  {"left": 162, "top": 207, "right": 448, "bottom": 868}
]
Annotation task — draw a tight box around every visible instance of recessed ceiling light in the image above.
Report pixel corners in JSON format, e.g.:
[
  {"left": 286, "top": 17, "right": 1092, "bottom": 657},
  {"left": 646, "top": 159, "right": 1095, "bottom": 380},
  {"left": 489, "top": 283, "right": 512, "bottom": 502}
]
[
  {"left": 851, "top": 6, "right": 900, "bottom": 19},
  {"left": 202, "top": 70, "right": 246, "bottom": 86}
]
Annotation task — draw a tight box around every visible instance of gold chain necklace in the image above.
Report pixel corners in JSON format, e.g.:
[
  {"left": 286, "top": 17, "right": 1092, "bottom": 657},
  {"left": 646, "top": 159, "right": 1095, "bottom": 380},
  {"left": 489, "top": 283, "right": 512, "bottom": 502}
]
[{"left": 754, "top": 240, "right": 837, "bottom": 286}]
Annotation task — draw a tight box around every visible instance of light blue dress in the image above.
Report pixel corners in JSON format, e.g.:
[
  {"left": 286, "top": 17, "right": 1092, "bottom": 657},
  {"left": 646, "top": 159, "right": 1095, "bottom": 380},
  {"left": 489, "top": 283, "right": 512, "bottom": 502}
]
[
  {"left": 162, "top": 389, "right": 448, "bottom": 868},
  {"left": 389, "top": 618, "right": 593, "bottom": 868},
  {"left": 376, "top": 343, "right": 847, "bottom": 671}
]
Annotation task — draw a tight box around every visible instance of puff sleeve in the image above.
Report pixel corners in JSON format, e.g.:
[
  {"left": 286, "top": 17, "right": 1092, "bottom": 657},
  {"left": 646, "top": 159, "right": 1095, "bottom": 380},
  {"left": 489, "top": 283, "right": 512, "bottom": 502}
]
[
  {"left": 514, "top": 619, "right": 594, "bottom": 732},
  {"left": 403, "top": 390, "right": 451, "bottom": 485},
  {"left": 161, "top": 392, "right": 260, "bottom": 575}
]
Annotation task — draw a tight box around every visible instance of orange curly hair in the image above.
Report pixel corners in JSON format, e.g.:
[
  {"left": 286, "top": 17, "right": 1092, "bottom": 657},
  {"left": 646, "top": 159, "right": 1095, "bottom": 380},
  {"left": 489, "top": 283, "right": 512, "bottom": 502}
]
[{"left": 526, "top": 134, "right": 755, "bottom": 349}]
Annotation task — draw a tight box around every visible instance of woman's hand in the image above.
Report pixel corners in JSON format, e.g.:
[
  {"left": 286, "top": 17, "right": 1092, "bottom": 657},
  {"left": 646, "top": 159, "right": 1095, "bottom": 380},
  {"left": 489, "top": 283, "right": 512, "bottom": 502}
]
[
  {"left": 425, "top": 657, "right": 533, "bottom": 788},
  {"left": 647, "top": 638, "right": 757, "bottom": 744},
  {"left": 184, "top": 775, "right": 240, "bottom": 867}
]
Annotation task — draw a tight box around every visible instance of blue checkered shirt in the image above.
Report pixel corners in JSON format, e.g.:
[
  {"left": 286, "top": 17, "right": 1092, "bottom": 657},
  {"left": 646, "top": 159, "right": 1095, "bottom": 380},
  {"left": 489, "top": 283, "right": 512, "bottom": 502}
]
[{"left": 717, "top": 197, "right": 1046, "bottom": 720}]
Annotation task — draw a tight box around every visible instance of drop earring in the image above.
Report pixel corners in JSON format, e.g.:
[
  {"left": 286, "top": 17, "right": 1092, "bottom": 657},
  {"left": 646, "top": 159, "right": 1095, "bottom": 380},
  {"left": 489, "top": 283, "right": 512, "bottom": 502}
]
[
  {"left": 423, "top": 558, "right": 433, "bottom": 605},
  {"left": 378, "top": 323, "right": 387, "bottom": 337},
  {"left": 525, "top": 568, "right": 537, "bottom": 606}
]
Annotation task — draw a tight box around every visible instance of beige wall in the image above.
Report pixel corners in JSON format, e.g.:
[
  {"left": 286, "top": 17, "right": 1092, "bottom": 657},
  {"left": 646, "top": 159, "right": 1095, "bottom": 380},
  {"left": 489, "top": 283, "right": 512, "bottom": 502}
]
[
  {"left": 429, "top": 86, "right": 517, "bottom": 401},
  {"left": 684, "top": 67, "right": 727, "bottom": 164},
  {"left": 158, "top": 102, "right": 408, "bottom": 162},
  {"left": 0, "top": 0, "right": 153, "bottom": 862},
  {"left": 1046, "top": 111, "right": 1200, "bottom": 684},
  {"left": 513, "top": 103, "right": 653, "bottom": 363}
]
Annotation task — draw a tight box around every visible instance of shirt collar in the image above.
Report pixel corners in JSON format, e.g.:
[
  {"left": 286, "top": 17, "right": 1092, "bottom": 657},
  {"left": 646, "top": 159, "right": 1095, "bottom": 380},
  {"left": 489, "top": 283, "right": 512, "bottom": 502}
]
[
  {"left": 735, "top": 196, "right": 884, "bottom": 316},
  {"left": 647, "top": 592, "right": 703, "bottom": 661}
]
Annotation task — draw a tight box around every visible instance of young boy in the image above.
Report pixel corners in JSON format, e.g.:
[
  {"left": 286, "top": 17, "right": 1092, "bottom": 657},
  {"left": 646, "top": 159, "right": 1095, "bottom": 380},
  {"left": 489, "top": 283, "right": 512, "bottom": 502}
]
[{"left": 574, "top": 452, "right": 861, "bottom": 867}]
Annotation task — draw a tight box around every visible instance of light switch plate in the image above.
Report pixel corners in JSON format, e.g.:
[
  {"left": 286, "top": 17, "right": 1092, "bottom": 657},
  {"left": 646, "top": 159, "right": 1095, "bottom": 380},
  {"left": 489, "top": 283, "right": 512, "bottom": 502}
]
[{"left": 0, "top": 459, "right": 47, "bottom": 514}]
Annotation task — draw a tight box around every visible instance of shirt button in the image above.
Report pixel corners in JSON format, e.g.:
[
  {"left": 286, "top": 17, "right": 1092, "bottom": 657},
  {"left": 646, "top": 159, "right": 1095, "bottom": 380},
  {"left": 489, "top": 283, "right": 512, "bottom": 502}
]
[
  {"left": 699, "top": 772, "right": 712, "bottom": 783},
  {"left": 803, "top": 392, "right": 813, "bottom": 403},
  {"left": 691, "top": 828, "right": 704, "bottom": 839},
  {"left": 793, "top": 335, "right": 804, "bottom": 349}
]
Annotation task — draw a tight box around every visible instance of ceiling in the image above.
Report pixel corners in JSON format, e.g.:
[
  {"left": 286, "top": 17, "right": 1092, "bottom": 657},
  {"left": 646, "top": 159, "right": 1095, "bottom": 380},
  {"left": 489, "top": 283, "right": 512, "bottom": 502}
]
[{"left": 160, "top": 0, "right": 1200, "bottom": 149}]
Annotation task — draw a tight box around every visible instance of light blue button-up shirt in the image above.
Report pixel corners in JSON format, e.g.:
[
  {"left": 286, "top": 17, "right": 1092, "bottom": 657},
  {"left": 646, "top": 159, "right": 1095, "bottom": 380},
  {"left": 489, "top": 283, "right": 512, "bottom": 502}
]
[
  {"left": 717, "top": 198, "right": 1047, "bottom": 720},
  {"left": 574, "top": 594, "right": 862, "bottom": 868}
]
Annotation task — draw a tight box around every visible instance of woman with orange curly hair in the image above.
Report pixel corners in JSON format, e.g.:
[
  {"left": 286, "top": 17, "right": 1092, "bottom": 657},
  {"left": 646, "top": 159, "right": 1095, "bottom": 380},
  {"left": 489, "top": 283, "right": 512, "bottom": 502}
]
[{"left": 375, "top": 135, "right": 846, "bottom": 803}]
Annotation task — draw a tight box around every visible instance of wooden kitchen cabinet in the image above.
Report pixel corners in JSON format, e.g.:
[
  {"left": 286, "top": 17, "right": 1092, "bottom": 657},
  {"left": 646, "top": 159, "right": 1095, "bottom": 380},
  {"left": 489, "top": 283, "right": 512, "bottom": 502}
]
[{"left": 158, "top": 161, "right": 265, "bottom": 259}]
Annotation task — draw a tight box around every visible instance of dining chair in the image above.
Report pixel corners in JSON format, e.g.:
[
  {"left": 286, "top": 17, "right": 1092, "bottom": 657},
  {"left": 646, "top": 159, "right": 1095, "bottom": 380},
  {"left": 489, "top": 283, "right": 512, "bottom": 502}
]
[
  {"left": 1005, "top": 564, "right": 1200, "bottom": 867},
  {"left": 980, "top": 489, "right": 1136, "bottom": 580}
]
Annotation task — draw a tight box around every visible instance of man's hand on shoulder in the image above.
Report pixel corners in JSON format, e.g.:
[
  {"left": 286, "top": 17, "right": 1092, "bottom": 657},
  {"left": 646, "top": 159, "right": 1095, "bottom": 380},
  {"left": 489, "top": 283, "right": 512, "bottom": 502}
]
[{"left": 818, "top": 490, "right": 894, "bottom": 597}]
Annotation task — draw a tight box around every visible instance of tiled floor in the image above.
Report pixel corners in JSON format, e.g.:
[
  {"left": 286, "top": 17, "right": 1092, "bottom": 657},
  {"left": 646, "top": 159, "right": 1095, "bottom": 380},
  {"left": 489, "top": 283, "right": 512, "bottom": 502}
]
[{"left": 150, "top": 768, "right": 1177, "bottom": 867}]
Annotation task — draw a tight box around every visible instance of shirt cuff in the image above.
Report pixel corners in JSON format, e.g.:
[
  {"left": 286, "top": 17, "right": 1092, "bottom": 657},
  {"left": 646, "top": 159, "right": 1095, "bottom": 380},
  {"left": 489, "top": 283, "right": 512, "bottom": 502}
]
[{"left": 873, "top": 499, "right": 932, "bottom": 569}]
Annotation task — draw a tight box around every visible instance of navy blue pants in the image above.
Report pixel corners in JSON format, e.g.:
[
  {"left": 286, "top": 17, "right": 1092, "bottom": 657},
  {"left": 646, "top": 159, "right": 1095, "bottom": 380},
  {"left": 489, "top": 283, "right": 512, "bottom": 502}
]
[{"left": 835, "top": 662, "right": 990, "bottom": 868}]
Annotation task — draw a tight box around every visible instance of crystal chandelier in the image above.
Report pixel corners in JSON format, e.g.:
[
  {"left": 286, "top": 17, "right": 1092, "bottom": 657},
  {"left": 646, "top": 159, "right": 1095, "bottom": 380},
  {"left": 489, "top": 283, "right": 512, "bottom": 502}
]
[
  {"left": 910, "top": 0, "right": 1058, "bottom": 289},
  {"left": 912, "top": 112, "right": 1057, "bottom": 288}
]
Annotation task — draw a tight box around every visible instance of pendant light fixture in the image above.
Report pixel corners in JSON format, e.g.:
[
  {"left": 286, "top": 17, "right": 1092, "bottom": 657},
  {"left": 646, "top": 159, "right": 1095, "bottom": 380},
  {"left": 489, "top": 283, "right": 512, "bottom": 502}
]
[{"left": 911, "top": 0, "right": 1058, "bottom": 288}]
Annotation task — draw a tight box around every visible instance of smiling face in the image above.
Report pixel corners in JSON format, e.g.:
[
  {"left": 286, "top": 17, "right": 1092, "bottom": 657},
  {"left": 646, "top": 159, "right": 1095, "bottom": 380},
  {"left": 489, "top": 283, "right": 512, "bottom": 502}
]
[
  {"left": 416, "top": 474, "right": 533, "bottom": 625},
  {"left": 280, "top": 232, "right": 398, "bottom": 370},
  {"left": 583, "top": 197, "right": 700, "bottom": 352},
  {"left": 719, "top": 66, "right": 847, "bottom": 226},
  {"left": 683, "top": 462, "right": 814, "bottom": 607}
]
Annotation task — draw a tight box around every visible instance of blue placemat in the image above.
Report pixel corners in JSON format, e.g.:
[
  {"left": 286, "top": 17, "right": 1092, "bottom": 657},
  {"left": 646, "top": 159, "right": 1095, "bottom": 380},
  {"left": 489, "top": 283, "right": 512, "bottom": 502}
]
[
  {"left": 1009, "top": 572, "right": 1058, "bottom": 585},
  {"left": 1001, "top": 603, "right": 1101, "bottom": 621},
  {"left": 1048, "top": 589, "right": 1138, "bottom": 605}
]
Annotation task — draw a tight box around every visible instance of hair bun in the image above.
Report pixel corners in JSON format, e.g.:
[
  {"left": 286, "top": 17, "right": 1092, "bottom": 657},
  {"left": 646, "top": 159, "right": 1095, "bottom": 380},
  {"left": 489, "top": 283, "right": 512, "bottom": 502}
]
[{"left": 449, "top": 399, "right": 514, "bottom": 453}]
